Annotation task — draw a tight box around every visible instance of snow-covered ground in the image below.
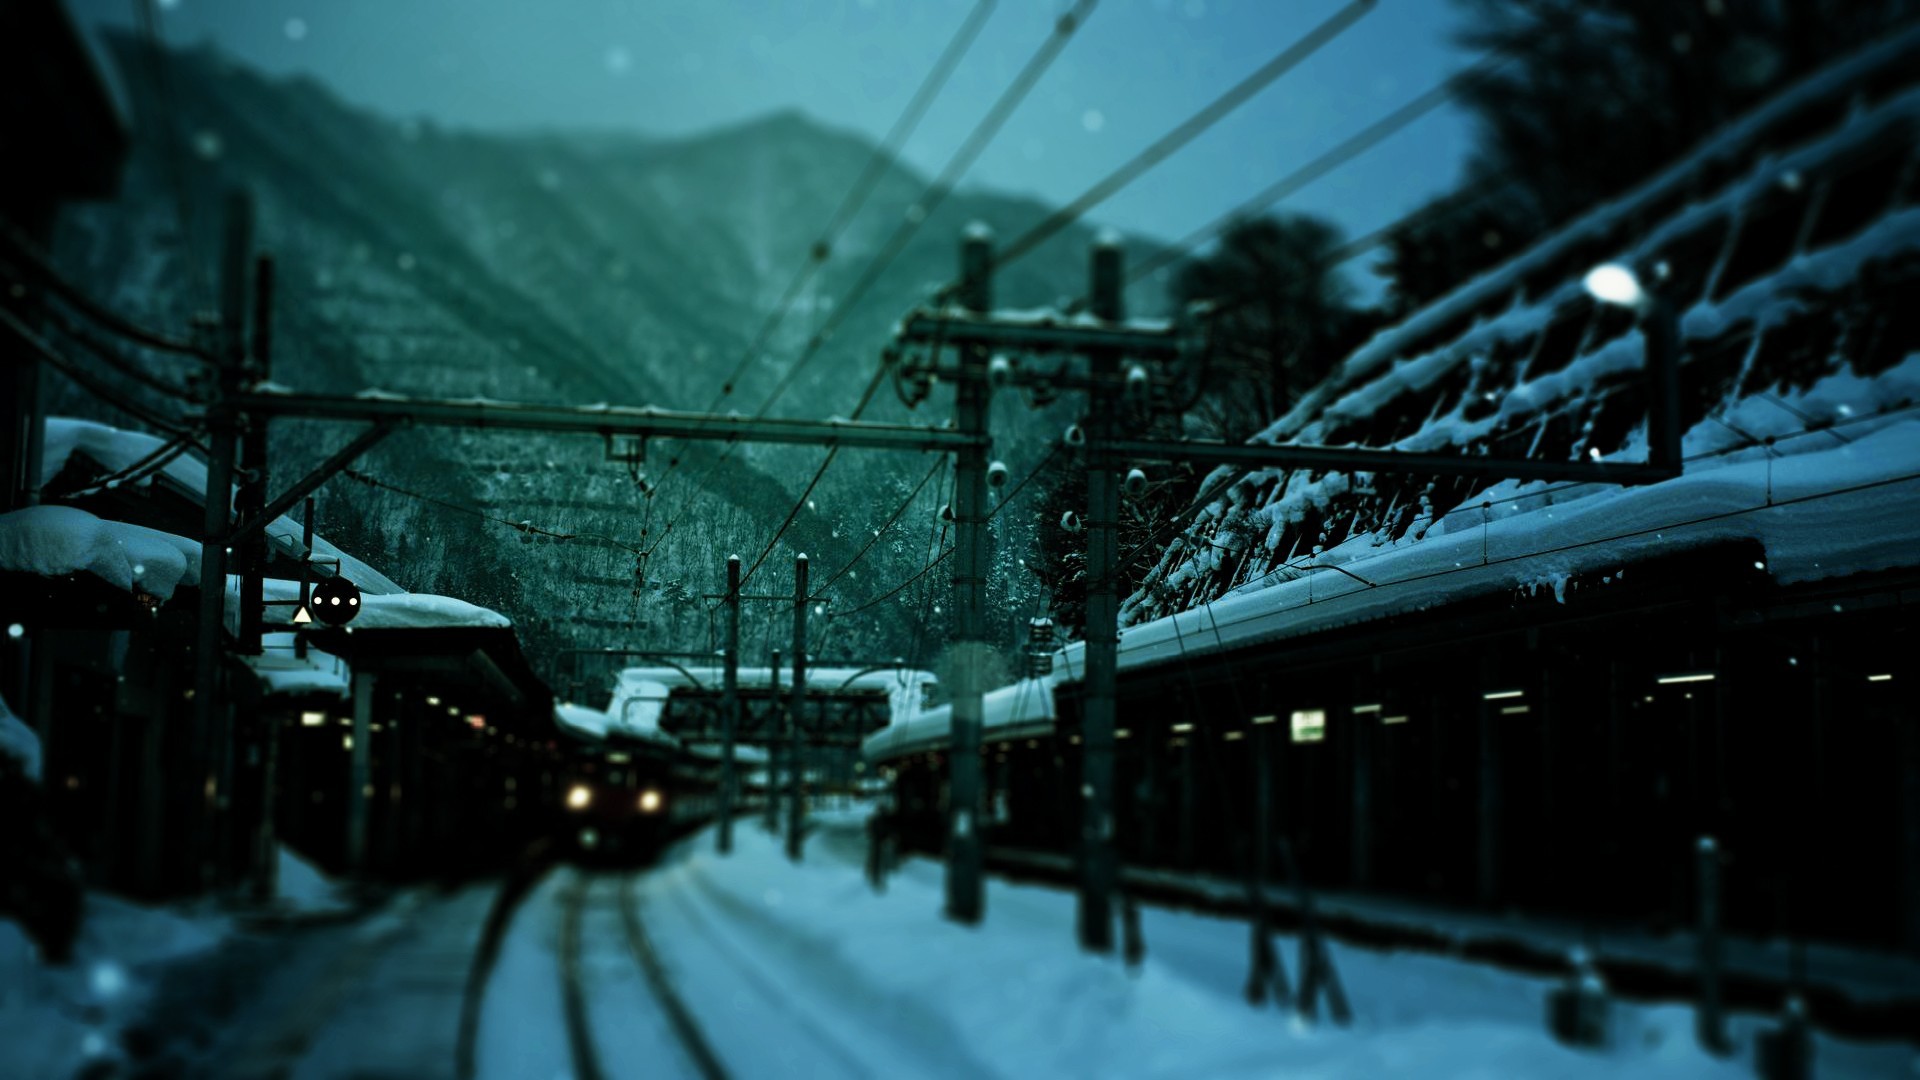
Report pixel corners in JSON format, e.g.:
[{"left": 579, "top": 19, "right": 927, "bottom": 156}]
[
  {"left": 11, "top": 815, "right": 1910, "bottom": 1078},
  {"left": 0, "top": 892, "right": 233, "bottom": 1078},
  {"left": 472, "top": 811, "right": 1918, "bottom": 1078}
]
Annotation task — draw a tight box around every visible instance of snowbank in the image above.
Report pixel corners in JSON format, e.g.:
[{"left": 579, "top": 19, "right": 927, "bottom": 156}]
[
  {"left": 0, "top": 893, "right": 232, "bottom": 1079},
  {"left": 273, "top": 845, "right": 353, "bottom": 917},
  {"left": 0, "top": 504, "right": 200, "bottom": 599},
  {"left": 620, "top": 820, "right": 1817, "bottom": 1078},
  {"left": 0, "top": 692, "right": 42, "bottom": 782}
]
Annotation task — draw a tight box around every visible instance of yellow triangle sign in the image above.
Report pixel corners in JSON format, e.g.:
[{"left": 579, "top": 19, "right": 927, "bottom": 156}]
[{"left": 293, "top": 605, "right": 314, "bottom": 625}]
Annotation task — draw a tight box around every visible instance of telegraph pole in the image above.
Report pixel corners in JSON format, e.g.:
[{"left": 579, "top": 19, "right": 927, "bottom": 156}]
[
  {"left": 1077, "top": 236, "right": 1123, "bottom": 952},
  {"left": 719, "top": 554, "right": 740, "bottom": 855},
  {"left": 765, "top": 648, "right": 783, "bottom": 833},
  {"left": 944, "top": 225, "right": 994, "bottom": 924},
  {"left": 236, "top": 254, "right": 273, "bottom": 656},
  {"left": 789, "top": 554, "right": 809, "bottom": 861},
  {"left": 245, "top": 254, "right": 279, "bottom": 902},
  {"left": 195, "top": 191, "right": 250, "bottom": 883}
]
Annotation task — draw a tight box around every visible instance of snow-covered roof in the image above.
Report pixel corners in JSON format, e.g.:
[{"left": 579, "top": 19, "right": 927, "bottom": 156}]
[
  {"left": 864, "top": 676, "right": 1057, "bottom": 762},
  {"left": 42, "top": 417, "right": 402, "bottom": 595},
  {"left": 241, "top": 632, "right": 350, "bottom": 699},
  {"left": 245, "top": 578, "right": 510, "bottom": 632},
  {"left": 1094, "top": 412, "right": 1920, "bottom": 678},
  {"left": 0, "top": 504, "right": 200, "bottom": 598}
]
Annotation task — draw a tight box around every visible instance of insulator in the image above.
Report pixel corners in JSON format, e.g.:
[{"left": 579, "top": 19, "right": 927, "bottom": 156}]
[
  {"left": 1060, "top": 510, "right": 1083, "bottom": 533},
  {"left": 987, "top": 354, "right": 1014, "bottom": 388},
  {"left": 1123, "top": 468, "right": 1148, "bottom": 498},
  {"left": 1124, "top": 364, "right": 1150, "bottom": 399},
  {"left": 986, "top": 460, "right": 1009, "bottom": 487},
  {"left": 1064, "top": 424, "right": 1086, "bottom": 447}
]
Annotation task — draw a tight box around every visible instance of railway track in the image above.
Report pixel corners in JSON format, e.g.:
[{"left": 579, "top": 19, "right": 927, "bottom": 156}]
[{"left": 554, "top": 871, "right": 732, "bottom": 1080}]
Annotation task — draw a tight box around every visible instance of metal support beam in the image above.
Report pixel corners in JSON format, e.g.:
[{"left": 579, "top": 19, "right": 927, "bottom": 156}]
[
  {"left": 897, "top": 307, "right": 1185, "bottom": 357},
  {"left": 1077, "top": 236, "right": 1124, "bottom": 953},
  {"left": 228, "top": 422, "right": 396, "bottom": 546},
  {"left": 720, "top": 554, "right": 740, "bottom": 856},
  {"left": 788, "top": 554, "right": 808, "bottom": 862},
  {"left": 944, "top": 226, "right": 992, "bottom": 926},
  {"left": 217, "top": 391, "right": 983, "bottom": 453}
]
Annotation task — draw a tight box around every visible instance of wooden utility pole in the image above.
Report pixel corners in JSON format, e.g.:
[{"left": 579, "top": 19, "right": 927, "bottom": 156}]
[
  {"left": 788, "top": 554, "right": 808, "bottom": 862},
  {"left": 246, "top": 254, "right": 280, "bottom": 903},
  {"left": 720, "top": 554, "right": 740, "bottom": 855},
  {"left": 1077, "top": 235, "right": 1124, "bottom": 952},
  {"left": 347, "top": 670, "right": 375, "bottom": 874},
  {"left": 237, "top": 254, "right": 273, "bottom": 655},
  {"left": 765, "top": 648, "right": 783, "bottom": 833},
  {"left": 945, "top": 226, "right": 993, "bottom": 924},
  {"left": 195, "top": 191, "right": 250, "bottom": 883}
]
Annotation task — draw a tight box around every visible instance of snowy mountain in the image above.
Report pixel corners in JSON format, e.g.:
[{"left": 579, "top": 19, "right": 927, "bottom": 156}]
[{"left": 48, "top": 34, "right": 1162, "bottom": 675}]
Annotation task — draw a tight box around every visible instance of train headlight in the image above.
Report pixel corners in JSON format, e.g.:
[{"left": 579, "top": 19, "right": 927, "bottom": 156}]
[
  {"left": 638, "top": 788, "right": 663, "bottom": 814},
  {"left": 566, "top": 784, "right": 593, "bottom": 811}
]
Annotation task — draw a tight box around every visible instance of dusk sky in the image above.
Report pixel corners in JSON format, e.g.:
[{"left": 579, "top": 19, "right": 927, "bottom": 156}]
[{"left": 71, "top": 0, "right": 1483, "bottom": 293}]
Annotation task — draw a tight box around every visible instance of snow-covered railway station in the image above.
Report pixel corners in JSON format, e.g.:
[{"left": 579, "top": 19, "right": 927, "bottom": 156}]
[{"left": 6, "top": 2, "right": 1920, "bottom": 1077}]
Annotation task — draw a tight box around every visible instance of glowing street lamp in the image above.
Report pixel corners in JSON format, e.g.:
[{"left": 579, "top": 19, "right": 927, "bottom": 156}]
[
  {"left": 1585, "top": 261, "right": 1683, "bottom": 472},
  {"left": 1583, "top": 263, "right": 1646, "bottom": 308}
]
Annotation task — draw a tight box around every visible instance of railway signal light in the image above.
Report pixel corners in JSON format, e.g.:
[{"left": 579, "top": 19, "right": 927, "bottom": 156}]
[{"left": 309, "top": 576, "right": 361, "bottom": 625}]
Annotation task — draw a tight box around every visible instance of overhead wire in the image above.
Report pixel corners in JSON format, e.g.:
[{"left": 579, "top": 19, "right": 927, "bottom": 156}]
[
  {"left": 988, "top": 0, "right": 1377, "bottom": 275},
  {"left": 642, "top": 0, "right": 1079, "bottom": 573},
  {"left": 1, "top": 307, "right": 196, "bottom": 439},
  {"left": 1121, "top": 59, "right": 1500, "bottom": 292},
  {"left": 640, "top": 0, "right": 1001, "bottom": 501},
  {"left": 339, "top": 467, "right": 646, "bottom": 554},
  {"left": 743, "top": 0, "right": 1102, "bottom": 420},
  {"left": 36, "top": 302, "right": 205, "bottom": 401},
  {"left": 791, "top": 5, "right": 1395, "bottom": 632},
  {"left": 0, "top": 228, "right": 215, "bottom": 361},
  {"left": 810, "top": 454, "right": 946, "bottom": 597}
]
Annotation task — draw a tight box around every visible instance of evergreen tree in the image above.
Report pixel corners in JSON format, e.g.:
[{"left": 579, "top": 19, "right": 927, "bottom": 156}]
[
  {"left": 1171, "top": 214, "right": 1375, "bottom": 441},
  {"left": 1385, "top": 0, "right": 1920, "bottom": 310}
]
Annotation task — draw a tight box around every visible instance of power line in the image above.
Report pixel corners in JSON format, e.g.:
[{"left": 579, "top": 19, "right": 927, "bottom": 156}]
[
  {"left": 0, "top": 226, "right": 215, "bottom": 361},
  {"left": 38, "top": 302, "right": 204, "bottom": 401},
  {"left": 642, "top": 0, "right": 999, "bottom": 501},
  {"left": 730, "top": 363, "right": 892, "bottom": 596},
  {"left": 833, "top": 546, "right": 955, "bottom": 621},
  {"left": 641, "top": 0, "right": 1078, "bottom": 568},
  {"left": 1126, "top": 58, "right": 1501, "bottom": 291},
  {"left": 744, "top": 0, "right": 1102, "bottom": 419},
  {"left": 811, "top": 454, "right": 945, "bottom": 597},
  {"left": 340, "top": 467, "right": 645, "bottom": 555},
  {"left": 991, "top": 0, "right": 1377, "bottom": 274},
  {"left": 2, "top": 307, "right": 196, "bottom": 439}
]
